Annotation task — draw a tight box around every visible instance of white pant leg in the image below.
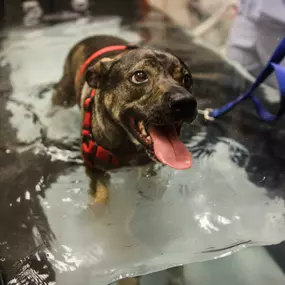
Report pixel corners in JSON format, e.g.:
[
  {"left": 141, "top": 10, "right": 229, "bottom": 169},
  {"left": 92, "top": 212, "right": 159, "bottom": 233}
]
[{"left": 227, "top": 11, "right": 285, "bottom": 89}]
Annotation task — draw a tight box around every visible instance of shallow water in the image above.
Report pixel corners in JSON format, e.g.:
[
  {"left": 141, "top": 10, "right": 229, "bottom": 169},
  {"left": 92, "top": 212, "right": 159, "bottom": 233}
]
[{"left": 1, "top": 7, "right": 285, "bottom": 285}]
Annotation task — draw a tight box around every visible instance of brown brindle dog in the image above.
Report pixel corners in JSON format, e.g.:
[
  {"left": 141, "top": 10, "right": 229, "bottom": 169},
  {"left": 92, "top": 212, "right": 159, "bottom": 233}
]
[
  {"left": 53, "top": 35, "right": 196, "bottom": 285},
  {"left": 53, "top": 35, "right": 197, "bottom": 202}
]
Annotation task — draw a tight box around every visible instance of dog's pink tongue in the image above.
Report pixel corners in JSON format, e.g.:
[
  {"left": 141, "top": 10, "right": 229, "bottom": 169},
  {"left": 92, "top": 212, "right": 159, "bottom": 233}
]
[{"left": 149, "top": 125, "right": 192, "bottom": 170}]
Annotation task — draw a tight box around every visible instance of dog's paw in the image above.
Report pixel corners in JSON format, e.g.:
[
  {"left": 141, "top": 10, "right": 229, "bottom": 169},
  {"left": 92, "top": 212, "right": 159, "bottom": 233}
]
[{"left": 92, "top": 181, "right": 109, "bottom": 204}]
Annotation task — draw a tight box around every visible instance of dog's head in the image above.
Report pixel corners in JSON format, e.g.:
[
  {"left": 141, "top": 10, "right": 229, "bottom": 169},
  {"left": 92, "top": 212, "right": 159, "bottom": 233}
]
[{"left": 85, "top": 47, "right": 197, "bottom": 169}]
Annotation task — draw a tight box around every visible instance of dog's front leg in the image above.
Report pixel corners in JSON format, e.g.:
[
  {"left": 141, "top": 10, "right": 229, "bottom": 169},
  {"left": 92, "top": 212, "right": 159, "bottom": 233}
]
[{"left": 86, "top": 169, "right": 110, "bottom": 204}]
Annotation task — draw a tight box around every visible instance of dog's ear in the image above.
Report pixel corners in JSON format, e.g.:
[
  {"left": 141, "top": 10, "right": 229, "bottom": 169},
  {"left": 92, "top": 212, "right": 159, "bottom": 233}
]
[
  {"left": 85, "top": 57, "right": 113, "bottom": 88},
  {"left": 175, "top": 55, "right": 191, "bottom": 72}
]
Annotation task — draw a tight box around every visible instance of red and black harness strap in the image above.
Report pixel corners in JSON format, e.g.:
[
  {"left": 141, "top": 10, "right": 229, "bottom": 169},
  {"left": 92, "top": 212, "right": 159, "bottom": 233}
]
[
  {"left": 76, "top": 45, "right": 128, "bottom": 106},
  {"left": 81, "top": 89, "right": 120, "bottom": 168},
  {"left": 77, "top": 44, "right": 136, "bottom": 169}
]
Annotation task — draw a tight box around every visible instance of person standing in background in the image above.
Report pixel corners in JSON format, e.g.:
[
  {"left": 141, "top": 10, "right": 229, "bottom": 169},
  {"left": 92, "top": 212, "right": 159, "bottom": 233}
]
[{"left": 227, "top": 0, "right": 285, "bottom": 89}]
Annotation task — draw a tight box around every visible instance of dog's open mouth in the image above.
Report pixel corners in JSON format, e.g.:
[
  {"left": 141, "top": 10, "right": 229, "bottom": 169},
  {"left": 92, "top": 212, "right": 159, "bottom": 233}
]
[{"left": 130, "top": 118, "right": 192, "bottom": 170}]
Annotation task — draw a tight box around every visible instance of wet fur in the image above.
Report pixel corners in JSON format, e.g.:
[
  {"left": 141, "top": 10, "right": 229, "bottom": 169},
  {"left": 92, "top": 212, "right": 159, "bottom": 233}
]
[
  {"left": 53, "top": 35, "right": 193, "bottom": 170},
  {"left": 53, "top": 35, "right": 193, "bottom": 285},
  {"left": 53, "top": 34, "right": 195, "bottom": 201}
]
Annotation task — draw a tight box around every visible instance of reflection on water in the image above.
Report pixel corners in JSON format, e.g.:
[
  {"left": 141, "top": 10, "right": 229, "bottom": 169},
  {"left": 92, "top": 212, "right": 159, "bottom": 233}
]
[{"left": 1, "top": 6, "right": 285, "bottom": 285}]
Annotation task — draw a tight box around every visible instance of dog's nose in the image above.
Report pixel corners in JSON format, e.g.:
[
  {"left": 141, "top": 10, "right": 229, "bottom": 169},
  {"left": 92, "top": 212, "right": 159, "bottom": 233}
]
[{"left": 168, "top": 91, "right": 197, "bottom": 121}]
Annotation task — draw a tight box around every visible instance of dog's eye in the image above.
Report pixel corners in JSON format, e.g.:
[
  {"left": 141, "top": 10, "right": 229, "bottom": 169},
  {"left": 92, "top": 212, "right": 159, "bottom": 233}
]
[
  {"left": 183, "top": 74, "right": 193, "bottom": 90},
  {"left": 131, "top": 71, "right": 148, "bottom": 84}
]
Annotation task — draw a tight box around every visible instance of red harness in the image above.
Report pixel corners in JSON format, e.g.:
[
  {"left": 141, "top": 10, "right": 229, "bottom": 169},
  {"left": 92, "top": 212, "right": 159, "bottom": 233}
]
[{"left": 77, "top": 45, "right": 127, "bottom": 169}]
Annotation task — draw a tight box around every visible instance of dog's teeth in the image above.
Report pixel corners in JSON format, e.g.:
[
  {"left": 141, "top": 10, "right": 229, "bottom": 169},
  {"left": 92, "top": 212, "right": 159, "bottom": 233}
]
[
  {"left": 145, "top": 136, "right": 152, "bottom": 144},
  {"left": 142, "top": 128, "right": 147, "bottom": 136},
  {"left": 138, "top": 121, "right": 144, "bottom": 131},
  {"left": 136, "top": 120, "right": 152, "bottom": 145},
  {"left": 138, "top": 121, "right": 148, "bottom": 136}
]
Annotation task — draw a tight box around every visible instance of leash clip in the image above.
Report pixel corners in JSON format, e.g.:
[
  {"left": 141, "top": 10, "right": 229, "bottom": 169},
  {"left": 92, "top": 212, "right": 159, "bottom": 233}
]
[{"left": 198, "top": 108, "right": 215, "bottom": 121}]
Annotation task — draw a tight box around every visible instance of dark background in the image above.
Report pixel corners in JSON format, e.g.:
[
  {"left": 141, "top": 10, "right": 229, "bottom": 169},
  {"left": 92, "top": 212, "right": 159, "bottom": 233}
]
[{"left": 0, "top": 0, "right": 147, "bottom": 27}]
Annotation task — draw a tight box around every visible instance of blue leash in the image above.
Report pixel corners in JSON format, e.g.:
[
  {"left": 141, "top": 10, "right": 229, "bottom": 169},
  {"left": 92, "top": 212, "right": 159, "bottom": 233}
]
[{"left": 201, "top": 37, "right": 285, "bottom": 122}]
